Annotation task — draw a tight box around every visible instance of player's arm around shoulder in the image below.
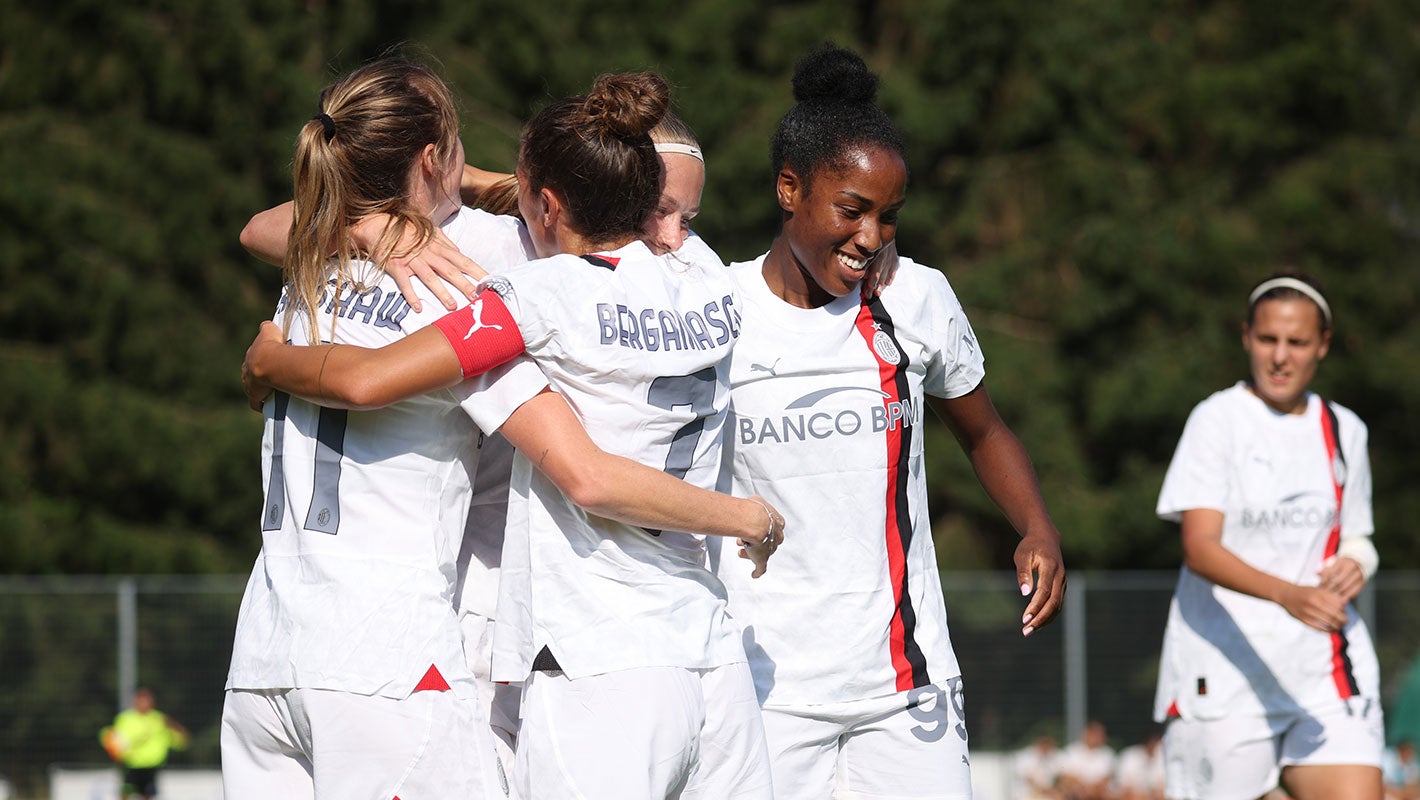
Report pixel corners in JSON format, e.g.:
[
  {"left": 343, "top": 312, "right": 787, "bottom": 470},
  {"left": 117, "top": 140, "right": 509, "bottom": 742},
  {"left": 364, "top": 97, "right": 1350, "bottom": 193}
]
[{"left": 241, "top": 316, "right": 474, "bottom": 412}]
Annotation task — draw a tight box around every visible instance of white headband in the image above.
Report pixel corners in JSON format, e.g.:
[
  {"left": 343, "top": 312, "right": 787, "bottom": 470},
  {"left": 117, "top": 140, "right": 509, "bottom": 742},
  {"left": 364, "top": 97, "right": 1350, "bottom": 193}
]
[
  {"left": 1248, "top": 277, "right": 1332, "bottom": 327},
  {"left": 654, "top": 142, "right": 704, "bottom": 163}
]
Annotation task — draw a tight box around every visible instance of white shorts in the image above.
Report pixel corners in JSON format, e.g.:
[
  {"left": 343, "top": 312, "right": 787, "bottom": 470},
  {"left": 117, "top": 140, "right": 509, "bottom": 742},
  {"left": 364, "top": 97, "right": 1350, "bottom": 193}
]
[
  {"left": 514, "top": 662, "right": 771, "bottom": 800},
  {"left": 221, "top": 687, "right": 508, "bottom": 800},
  {"left": 761, "top": 677, "right": 972, "bottom": 800},
  {"left": 1163, "top": 695, "right": 1383, "bottom": 800},
  {"left": 462, "top": 612, "right": 521, "bottom": 765}
]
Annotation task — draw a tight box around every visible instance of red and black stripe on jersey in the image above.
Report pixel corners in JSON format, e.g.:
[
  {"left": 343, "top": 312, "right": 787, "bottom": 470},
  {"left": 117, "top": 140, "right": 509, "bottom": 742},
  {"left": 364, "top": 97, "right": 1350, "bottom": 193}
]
[
  {"left": 854, "top": 294, "right": 931, "bottom": 692},
  {"left": 1319, "top": 400, "right": 1361, "bottom": 700},
  {"left": 580, "top": 254, "right": 620, "bottom": 270}
]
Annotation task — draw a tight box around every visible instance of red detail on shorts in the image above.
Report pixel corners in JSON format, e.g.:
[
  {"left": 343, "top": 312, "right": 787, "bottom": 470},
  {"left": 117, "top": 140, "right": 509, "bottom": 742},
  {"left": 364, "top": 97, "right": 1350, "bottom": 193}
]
[
  {"left": 1166, "top": 701, "right": 1180, "bottom": 718},
  {"left": 414, "top": 664, "right": 451, "bottom": 692},
  {"left": 853, "top": 302, "right": 914, "bottom": 693},
  {"left": 432, "top": 291, "right": 525, "bottom": 378},
  {"left": 1330, "top": 632, "right": 1356, "bottom": 699}
]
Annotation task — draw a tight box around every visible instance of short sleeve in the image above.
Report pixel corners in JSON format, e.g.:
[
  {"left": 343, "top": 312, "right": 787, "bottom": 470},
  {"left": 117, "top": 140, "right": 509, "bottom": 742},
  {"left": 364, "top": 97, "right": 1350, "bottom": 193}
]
[
  {"left": 1156, "top": 399, "right": 1230, "bottom": 522},
  {"left": 476, "top": 261, "right": 563, "bottom": 354},
  {"left": 1338, "top": 409, "right": 1375, "bottom": 539},
  {"left": 451, "top": 354, "right": 549, "bottom": 434},
  {"left": 921, "top": 269, "right": 986, "bottom": 400},
  {"left": 442, "top": 207, "right": 537, "bottom": 272}
]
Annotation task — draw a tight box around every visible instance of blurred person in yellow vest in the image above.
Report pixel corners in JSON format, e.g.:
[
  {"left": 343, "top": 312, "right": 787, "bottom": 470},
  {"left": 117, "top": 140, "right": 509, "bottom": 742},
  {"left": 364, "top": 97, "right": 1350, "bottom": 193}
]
[{"left": 99, "top": 688, "right": 188, "bottom": 800}]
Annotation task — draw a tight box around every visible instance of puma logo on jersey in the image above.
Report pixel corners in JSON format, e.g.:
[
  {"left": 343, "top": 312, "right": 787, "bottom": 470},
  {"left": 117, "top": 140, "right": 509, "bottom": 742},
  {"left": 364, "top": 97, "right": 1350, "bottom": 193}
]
[
  {"left": 462, "top": 297, "right": 505, "bottom": 340},
  {"left": 750, "top": 358, "right": 781, "bottom": 377}
]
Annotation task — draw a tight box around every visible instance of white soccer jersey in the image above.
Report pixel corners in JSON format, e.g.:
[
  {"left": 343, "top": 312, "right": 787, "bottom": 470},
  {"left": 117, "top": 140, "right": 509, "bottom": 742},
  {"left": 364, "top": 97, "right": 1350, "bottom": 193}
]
[
  {"left": 226, "top": 207, "right": 543, "bottom": 699},
  {"left": 712, "top": 256, "right": 985, "bottom": 706},
  {"left": 462, "top": 238, "right": 747, "bottom": 682},
  {"left": 1153, "top": 383, "right": 1379, "bottom": 721},
  {"left": 455, "top": 432, "right": 514, "bottom": 621},
  {"left": 444, "top": 211, "right": 538, "bottom": 624}
]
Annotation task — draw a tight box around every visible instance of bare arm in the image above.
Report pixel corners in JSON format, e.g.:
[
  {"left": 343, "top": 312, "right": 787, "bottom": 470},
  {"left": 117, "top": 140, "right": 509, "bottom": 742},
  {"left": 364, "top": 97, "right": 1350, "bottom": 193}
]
[
  {"left": 928, "top": 384, "right": 1066, "bottom": 636},
  {"left": 239, "top": 201, "right": 294, "bottom": 266},
  {"left": 237, "top": 201, "right": 486, "bottom": 311},
  {"left": 492, "top": 390, "right": 785, "bottom": 576},
  {"left": 1179, "top": 508, "right": 1349, "bottom": 631},
  {"left": 242, "top": 320, "right": 464, "bottom": 411},
  {"left": 461, "top": 164, "right": 514, "bottom": 206}
]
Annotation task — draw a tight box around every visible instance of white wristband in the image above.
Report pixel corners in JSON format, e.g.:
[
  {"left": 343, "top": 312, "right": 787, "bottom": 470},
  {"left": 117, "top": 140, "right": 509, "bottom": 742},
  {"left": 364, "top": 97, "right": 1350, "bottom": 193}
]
[{"left": 1335, "top": 536, "right": 1379, "bottom": 580}]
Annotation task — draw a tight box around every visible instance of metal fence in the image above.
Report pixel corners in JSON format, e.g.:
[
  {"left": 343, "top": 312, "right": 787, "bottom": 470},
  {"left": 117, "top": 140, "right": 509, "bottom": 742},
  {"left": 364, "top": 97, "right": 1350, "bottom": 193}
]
[{"left": 3, "top": 572, "right": 1418, "bottom": 798}]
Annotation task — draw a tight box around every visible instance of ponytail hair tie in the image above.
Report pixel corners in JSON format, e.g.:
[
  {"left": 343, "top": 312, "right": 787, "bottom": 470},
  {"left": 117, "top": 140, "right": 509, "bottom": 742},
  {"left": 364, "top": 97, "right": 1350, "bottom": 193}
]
[{"left": 313, "top": 112, "right": 336, "bottom": 142}]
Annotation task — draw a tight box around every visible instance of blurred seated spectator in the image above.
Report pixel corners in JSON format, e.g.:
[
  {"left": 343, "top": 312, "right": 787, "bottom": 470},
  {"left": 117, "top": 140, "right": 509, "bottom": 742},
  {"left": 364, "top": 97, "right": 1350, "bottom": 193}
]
[
  {"left": 1013, "top": 733, "right": 1063, "bottom": 800},
  {"left": 1056, "top": 720, "right": 1116, "bottom": 800},
  {"left": 1114, "top": 729, "right": 1164, "bottom": 800}
]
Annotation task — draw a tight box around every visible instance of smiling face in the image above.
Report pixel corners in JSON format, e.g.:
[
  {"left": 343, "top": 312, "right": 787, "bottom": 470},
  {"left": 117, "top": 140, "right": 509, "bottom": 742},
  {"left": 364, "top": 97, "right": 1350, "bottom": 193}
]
[
  {"left": 772, "top": 145, "right": 906, "bottom": 307},
  {"left": 1243, "top": 297, "right": 1331, "bottom": 414},
  {"left": 642, "top": 152, "right": 705, "bottom": 255}
]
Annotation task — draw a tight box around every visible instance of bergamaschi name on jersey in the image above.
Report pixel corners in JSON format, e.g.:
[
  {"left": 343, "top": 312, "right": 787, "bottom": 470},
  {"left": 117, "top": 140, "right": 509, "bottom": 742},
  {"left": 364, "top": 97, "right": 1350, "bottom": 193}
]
[{"left": 595, "top": 295, "right": 740, "bottom": 352}]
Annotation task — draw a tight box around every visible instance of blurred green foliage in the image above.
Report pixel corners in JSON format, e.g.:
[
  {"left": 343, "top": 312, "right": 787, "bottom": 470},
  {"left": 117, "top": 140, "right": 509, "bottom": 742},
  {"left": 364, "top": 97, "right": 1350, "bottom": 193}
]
[{"left": 1, "top": 0, "right": 1417, "bottom": 580}]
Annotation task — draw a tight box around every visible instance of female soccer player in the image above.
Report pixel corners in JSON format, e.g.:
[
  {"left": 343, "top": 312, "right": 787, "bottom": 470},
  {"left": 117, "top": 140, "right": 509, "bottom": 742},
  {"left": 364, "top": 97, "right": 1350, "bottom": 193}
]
[
  {"left": 1154, "top": 273, "right": 1382, "bottom": 800},
  {"left": 219, "top": 56, "right": 512, "bottom": 800},
  {"left": 712, "top": 45, "right": 1067, "bottom": 800},
  {"left": 241, "top": 71, "right": 776, "bottom": 800}
]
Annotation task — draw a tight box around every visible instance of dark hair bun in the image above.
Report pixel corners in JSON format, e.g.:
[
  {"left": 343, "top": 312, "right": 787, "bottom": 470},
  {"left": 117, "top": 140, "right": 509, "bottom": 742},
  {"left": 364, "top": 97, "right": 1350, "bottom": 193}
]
[
  {"left": 584, "top": 72, "right": 670, "bottom": 139},
  {"left": 792, "top": 44, "right": 878, "bottom": 106}
]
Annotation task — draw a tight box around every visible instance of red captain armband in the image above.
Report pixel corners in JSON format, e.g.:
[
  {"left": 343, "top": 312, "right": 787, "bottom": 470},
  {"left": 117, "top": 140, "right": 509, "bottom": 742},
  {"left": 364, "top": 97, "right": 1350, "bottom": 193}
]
[{"left": 431, "top": 288, "right": 525, "bottom": 378}]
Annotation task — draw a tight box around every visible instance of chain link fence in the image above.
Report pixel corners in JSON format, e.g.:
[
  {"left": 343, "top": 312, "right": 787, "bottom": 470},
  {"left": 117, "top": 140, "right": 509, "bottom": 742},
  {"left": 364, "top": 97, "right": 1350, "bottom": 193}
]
[{"left": 3, "top": 572, "right": 1417, "bottom": 798}]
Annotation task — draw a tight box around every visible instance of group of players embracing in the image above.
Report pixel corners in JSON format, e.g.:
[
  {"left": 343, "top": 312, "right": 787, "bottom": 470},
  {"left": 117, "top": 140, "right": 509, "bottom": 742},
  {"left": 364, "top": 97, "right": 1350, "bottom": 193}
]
[{"left": 219, "top": 38, "right": 1382, "bottom": 800}]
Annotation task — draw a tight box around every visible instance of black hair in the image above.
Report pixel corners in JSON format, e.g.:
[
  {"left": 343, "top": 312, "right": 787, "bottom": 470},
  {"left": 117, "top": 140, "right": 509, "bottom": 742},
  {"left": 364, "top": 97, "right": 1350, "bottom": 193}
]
[{"left": 770, "top": 44, "right": 906, "bottom": 190}]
